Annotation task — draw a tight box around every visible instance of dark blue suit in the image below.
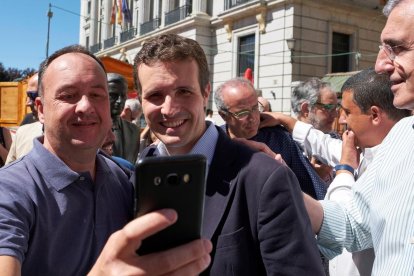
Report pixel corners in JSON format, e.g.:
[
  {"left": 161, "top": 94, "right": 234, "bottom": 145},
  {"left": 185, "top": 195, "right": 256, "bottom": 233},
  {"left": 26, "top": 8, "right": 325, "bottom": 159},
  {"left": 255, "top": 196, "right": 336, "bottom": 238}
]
[
  {"left": 223, "top": 125, "right": 327, "bottom": 200},
  {"left": 142, "top": 127, "right": 324, "bottom": 275}
]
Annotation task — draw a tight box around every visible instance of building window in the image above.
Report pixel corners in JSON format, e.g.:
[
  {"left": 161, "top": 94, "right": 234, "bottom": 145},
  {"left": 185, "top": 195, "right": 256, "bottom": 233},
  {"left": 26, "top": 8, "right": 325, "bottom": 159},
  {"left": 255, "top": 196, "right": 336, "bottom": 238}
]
[
  {"left": 86, "top": 36, "right": 90, "bottom": 49},
  {"left": 87, "top": 0, "right": 91, "bottom": 15},
  {"left": 238, "top": 34, "right": 255, "bottom": 77},
  {"left": 332, "top": 32, "right": 350, "bottom": 73}
]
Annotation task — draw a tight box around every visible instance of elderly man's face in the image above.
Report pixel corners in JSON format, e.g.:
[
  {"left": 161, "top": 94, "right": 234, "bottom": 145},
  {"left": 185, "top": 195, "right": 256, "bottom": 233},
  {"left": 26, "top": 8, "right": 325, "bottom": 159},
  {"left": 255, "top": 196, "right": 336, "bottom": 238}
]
[
  {"left": 308, "top": 87, "right": 338, "bottom": 134},
  {"left": 220, "top": 84, "right": 261, "bottom": 139},
  {"left": 375, "top": 1, "right": 414, "bottom": 110}
]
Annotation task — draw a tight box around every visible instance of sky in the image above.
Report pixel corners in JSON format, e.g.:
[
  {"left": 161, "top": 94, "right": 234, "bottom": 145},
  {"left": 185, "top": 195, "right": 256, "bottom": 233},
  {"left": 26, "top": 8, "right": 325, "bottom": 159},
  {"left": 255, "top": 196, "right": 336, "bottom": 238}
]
[{"left": 0, "top": 1, "right": 81, "bottom": 71}]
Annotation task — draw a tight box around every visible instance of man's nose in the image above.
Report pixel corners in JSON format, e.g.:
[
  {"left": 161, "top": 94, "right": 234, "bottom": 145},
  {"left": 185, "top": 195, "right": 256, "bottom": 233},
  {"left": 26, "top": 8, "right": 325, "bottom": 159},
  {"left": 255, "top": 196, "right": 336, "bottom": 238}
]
[
  {"left": 161, "top": 95, "right": 178, "bottom": 117},
  {"left": 76, "top": 95, "right": 94, "bottom": 113},
  {"left": 375, "top": 49, "right": 394, "bottom": 74}
]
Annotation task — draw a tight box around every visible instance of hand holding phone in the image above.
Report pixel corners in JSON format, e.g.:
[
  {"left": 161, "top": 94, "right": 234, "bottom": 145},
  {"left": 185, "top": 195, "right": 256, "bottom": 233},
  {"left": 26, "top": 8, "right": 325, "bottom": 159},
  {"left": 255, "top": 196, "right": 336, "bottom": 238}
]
[{"left": 135, "top": 154, "right": 207, "bottom": 255}]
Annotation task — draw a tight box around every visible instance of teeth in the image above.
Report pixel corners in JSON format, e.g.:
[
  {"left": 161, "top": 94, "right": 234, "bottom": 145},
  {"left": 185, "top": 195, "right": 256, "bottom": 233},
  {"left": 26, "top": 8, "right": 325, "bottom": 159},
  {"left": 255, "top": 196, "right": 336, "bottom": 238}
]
[{"left": 163, "top": 120, "right": 184, "bottom": 128}]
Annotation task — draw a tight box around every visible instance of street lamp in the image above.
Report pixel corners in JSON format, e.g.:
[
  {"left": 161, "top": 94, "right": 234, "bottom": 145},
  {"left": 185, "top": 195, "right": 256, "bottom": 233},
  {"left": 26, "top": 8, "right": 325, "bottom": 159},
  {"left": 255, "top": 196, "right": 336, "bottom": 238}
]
[
  {"left": 46, "top": 3, "right": 53, "bottom": 58},
  {"left": 286, "top": 38, "right": 296, "bottom": 63}
]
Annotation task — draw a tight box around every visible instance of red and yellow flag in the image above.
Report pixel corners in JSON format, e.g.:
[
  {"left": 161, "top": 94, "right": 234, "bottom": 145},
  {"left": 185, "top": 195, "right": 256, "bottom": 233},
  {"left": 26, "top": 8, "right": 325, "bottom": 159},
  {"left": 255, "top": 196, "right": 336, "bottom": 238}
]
[
  {"left": 117, "top": 0, "right": 122, "bottom": 25},
  {"left": 110, "top": 0, "right": 116, "bottom": 24}
]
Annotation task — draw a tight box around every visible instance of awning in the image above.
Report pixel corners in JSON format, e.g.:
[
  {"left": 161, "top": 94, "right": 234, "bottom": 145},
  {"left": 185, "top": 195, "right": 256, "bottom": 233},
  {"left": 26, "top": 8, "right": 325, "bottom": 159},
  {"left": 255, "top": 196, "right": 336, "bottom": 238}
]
[{"left": 321, "top": 71, "right": 359, "bottom": 96}]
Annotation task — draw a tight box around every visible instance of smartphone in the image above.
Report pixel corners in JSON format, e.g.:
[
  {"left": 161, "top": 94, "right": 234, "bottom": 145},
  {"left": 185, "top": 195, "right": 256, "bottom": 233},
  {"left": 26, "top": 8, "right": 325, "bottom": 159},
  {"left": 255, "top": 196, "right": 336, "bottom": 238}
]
[{"left": 135, "top": 154, "right": 207, "bottom": 255}]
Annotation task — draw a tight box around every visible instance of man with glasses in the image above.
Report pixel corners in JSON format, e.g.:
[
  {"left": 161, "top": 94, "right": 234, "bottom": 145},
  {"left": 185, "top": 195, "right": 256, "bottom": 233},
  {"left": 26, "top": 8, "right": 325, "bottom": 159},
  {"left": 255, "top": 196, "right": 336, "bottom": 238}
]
[
  {"left": 5, "top": 73, "right": 43, "bottom": 164},
  {"left": 20, "top": 73, "right": 40, "bottom": 125},
  {"left": 291, "top": 78, "right": 339, "bottom": 135},
  {"left": 300, "top": 1, "right": 414, "bottom": 274},
  {"left": 214, "top": 77, "right": 328, "bottom": 200},
  {"left": 289, "top": 78, "right": 340, "bottom": 184}
]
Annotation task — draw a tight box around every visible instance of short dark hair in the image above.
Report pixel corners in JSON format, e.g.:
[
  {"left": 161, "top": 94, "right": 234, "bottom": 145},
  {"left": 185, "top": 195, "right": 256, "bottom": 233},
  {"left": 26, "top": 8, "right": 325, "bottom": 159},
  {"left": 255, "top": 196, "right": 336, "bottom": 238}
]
[
  {"left": 133, "top": 34, "right": 210, "bottom": 99},
  {"left": 38, "top": 45, "right": 106, "bottom": 98},
  {"left": 341, "top": 68, "right": 411, "bottom": 121}
]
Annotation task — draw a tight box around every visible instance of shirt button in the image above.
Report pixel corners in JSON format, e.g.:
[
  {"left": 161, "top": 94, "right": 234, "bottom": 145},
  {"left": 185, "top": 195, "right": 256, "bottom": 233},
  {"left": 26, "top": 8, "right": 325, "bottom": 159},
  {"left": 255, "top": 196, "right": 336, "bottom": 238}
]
[
  {"left": 409, "top": 237, "right": 414, "bottom": 244},
  {"left": 79, "top": 176, "right": 85, "bottom": 181}
]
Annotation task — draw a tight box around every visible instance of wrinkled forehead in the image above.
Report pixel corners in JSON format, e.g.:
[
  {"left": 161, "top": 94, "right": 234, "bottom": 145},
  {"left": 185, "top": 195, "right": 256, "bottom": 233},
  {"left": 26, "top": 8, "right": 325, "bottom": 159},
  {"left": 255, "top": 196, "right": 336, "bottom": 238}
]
[{"left": 381, "top": 2, "right": 414, "bottom": 44}]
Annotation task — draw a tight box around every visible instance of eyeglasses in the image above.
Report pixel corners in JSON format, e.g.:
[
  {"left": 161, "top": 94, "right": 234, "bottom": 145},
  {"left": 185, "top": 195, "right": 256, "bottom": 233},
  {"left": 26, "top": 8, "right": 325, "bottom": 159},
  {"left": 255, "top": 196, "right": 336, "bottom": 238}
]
[
  {"left": 315, "top": 102, "right": 340, "bottom": 112},
  {"left": 26, "top": 91, "right": 38, "bottom": 101},
  {"left": 225, "top": 102, "right": 264, "bottom": 120},
  {"left": 378, "top": 43, "right": 404, "bottom": 61}
]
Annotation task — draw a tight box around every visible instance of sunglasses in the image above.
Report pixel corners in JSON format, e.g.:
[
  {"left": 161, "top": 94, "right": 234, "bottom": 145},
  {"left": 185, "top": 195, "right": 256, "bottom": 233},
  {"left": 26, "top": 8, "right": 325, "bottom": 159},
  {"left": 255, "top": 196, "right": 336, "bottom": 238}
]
[
  {"left": 315, "top": 102, "right": 340, "bottom": 112},
  {"left": 26, "top": 91, "right": 38, "bottom": 101}
]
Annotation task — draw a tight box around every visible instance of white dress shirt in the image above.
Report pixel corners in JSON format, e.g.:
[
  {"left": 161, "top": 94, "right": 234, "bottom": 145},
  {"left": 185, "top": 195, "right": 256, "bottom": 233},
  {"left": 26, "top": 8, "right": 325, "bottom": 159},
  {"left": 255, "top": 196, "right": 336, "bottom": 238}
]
[
  {"left": 292, "top": 120, "right": 376, "bottom": 276},
  {"left": 317, "top": 116, "right": 414, "bottom": 275}
]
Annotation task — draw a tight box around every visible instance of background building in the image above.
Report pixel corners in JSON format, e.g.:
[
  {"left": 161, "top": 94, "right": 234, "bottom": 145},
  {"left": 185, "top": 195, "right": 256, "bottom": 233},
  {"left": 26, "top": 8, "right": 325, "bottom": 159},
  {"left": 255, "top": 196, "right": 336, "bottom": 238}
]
[{"left": 80, "top": 0, "right": 386, "bottom": 123}]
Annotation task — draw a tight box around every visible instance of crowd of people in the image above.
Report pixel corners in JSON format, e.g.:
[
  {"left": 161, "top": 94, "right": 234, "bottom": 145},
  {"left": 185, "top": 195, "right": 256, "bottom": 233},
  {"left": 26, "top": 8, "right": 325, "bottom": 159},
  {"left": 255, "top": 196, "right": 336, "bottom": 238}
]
[{"left": 0, "top": 0, "right": 413, "bottom": 275}]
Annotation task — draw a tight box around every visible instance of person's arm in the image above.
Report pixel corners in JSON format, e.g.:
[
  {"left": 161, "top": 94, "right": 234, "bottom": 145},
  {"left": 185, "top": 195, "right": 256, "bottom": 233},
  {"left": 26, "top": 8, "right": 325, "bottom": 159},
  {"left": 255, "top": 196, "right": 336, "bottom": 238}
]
[
  {"left": 259, "top": 112, "right": 297, "bottom": 132},
  {"left": 232, "top": 138, "right": 286, "bottom": 165},
  {"left": 259, "top": 164, "right": 325, "bottom": 274},
  {"left": 4, "top": 139, "right": 17, "bottom": 165},
  {"left": 302, "top": 193, "right": 324, "bottom": 234},
  {"left": 0, "top": 128, "right": 12, "bottom": 164},
  {"left": 260, "top": 113, "right": 342, "bottom": 166},
  {"left": 0, "top": 256, "right": 21, "bottom": 276},
  {"left": 89, "top": 209, "right": 212, "bottom": 276}
]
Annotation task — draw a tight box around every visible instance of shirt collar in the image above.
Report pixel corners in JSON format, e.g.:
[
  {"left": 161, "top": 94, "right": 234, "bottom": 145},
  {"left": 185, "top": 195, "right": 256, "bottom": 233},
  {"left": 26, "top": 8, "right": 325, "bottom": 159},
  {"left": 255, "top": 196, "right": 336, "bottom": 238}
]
[
  {"left": 28, "top": 137, "right": 107, "bottom": 191},
  {"left": 156, "top": 121, "right": 218, "bottom": 167}
]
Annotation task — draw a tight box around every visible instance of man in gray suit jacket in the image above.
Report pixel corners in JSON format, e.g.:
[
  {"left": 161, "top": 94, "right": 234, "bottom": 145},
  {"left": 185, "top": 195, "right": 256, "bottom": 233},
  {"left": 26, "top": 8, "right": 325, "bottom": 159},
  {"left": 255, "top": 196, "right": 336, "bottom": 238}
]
[{"left": 134, "top": 34, "right": 324, "bottom": 275}]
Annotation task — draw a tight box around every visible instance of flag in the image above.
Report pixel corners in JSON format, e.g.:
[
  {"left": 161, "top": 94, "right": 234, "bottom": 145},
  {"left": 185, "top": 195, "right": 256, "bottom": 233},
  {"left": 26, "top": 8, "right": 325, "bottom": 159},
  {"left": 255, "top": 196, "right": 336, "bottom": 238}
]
[
  {"left": 117, "top": 0, "right": 122, "bottom": 25},
  {"left": 244, "top": 68, "right": 253, "bottom": 84},
  {"left": 122, "top": 0, "right": 132, "bottom": 24},
  {"left": 110, "top": 0, "right": 116, "bottom": 24}
]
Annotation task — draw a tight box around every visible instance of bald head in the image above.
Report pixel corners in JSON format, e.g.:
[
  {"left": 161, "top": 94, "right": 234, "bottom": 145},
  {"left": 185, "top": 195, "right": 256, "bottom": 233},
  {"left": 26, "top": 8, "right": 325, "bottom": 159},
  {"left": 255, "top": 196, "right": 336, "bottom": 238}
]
[{"left": 27, "top": 73, "right": 39, "bottom": 92}]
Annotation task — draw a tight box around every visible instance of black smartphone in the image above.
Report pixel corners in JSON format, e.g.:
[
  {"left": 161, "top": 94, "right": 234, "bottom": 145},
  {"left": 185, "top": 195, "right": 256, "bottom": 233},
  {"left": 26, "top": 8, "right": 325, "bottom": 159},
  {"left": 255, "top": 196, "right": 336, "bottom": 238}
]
[{"left": 135, "top": 154, "right": 207, "bottom": 255}]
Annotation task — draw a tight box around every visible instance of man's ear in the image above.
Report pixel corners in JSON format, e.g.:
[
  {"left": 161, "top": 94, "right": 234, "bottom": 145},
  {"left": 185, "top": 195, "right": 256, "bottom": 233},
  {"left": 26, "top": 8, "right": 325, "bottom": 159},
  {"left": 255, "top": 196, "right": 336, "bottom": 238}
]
[
  {"left": 203, "top": 82, "right": 211, "bottom": 107},
  {"left": 300, "top": 102, "right": 310, "bottom": 117},
  {"left": 218, "top": 110, "right": 229, "bottom": 121},
  {"left": 35, "top": 97, "right": 45, "bottom": 124},
  {"left": 370, "top": 106, "right": 382, "bottom": 125}
]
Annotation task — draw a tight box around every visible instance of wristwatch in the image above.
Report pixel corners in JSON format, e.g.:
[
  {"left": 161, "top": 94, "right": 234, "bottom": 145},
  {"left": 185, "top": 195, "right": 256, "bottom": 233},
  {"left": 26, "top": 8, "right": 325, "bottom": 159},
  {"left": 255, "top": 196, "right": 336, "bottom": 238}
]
[{"left": 334, "top": 164, "right": 355, "bottom": 176}]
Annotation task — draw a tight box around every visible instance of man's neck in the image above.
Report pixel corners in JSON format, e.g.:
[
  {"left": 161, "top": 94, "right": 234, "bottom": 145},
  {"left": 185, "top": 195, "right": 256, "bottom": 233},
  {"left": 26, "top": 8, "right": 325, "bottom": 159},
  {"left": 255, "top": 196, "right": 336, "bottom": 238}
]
[{"left": 42, "top": 140, "right": 98, "bottom": 180}]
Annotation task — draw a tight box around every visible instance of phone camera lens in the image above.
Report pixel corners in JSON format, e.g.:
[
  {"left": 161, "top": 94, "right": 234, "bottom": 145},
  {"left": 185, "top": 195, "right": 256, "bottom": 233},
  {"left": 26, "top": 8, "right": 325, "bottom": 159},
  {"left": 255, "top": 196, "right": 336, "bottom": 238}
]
[
  {"left": 153, "top": 176, "right": 162, "bottom": 186},
  {"left": 166, "top": 173, "right": 179, "bottom": 186}
]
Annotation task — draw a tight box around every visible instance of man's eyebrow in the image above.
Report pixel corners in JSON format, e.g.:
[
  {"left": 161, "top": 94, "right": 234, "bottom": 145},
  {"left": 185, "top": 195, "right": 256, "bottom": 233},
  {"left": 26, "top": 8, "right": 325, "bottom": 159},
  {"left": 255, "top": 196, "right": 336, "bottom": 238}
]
[{"left": 382, "top": 39, "right": 406, "bottom": 46}]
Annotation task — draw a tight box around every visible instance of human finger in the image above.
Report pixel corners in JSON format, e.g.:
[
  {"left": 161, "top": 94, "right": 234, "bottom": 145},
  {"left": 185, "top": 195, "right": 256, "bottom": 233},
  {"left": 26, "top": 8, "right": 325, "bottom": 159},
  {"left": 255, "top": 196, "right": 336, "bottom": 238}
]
[{"left": 138, "top": 239, "right": 212, "bottom": 275}]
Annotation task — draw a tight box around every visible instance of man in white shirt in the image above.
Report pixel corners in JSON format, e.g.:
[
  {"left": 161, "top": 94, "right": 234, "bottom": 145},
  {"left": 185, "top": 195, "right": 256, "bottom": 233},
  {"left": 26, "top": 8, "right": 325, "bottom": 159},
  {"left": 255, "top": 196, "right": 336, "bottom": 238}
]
[
  {"left": 299, "top": 1, "right": 414, "bottom": 274},
  {"left": 260, "top": 68, "right": 411, "bottom": 275}
]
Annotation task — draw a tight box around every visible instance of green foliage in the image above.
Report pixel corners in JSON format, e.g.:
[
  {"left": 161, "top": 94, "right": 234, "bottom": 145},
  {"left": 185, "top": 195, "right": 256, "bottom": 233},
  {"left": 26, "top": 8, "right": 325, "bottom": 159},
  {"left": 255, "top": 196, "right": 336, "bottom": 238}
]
[{"left": 0, "top": 62, "right": 36, "bottom": 82}]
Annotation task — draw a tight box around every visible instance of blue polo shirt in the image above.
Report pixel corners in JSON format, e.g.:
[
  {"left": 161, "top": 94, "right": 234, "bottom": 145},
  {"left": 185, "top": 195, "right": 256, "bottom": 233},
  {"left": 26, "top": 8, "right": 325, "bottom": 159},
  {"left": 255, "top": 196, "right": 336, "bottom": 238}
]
[{"left": 0, "top": 138, "right": 134, "bottom": 275}]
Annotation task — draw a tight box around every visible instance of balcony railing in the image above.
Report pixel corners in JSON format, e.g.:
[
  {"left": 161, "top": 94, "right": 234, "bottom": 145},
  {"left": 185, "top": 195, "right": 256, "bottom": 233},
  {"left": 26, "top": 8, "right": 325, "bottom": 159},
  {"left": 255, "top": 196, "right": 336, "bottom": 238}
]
[
  {"left": 140, "top": 18, "right": 161, "bottom": 35},
  {"left": 90, "top": 43, "right": 102, "bottom": 54},
  {"left": 224, "top": 0, "right": 256, "bottom": 10},
  {"left": 165, "top": 4, "right": 192, "bottom": 26},
  {"left": 120, "top": 28, "right": 136, "bottom": 43},
  {"left": 103, "top": 36, "right": 117, "bottom": 49}
]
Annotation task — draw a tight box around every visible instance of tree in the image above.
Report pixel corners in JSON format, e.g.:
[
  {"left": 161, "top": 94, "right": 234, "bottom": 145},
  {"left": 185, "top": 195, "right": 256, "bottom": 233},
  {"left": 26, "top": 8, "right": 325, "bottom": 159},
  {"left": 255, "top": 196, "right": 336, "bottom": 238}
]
[{"left": 0, "top": 62, "right": 36, "bottom": 81}]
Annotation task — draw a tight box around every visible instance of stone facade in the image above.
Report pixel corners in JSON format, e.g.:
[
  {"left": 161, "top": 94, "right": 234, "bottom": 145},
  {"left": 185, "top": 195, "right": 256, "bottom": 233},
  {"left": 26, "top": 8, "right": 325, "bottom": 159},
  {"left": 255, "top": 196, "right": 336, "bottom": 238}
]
[{"left": 79, "top": 0, "right": 386, "bottom": 122}]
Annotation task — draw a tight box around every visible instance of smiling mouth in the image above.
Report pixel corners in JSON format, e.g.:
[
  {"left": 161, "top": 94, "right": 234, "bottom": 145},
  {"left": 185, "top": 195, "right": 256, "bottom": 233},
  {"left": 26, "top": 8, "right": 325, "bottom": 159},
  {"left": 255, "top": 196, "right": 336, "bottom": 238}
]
[
  {"left": 73, "top": 121, "right": 97, "bottom": 127},
  {"left": 161, "top": 119, "right": 185, "bottom": 128}
]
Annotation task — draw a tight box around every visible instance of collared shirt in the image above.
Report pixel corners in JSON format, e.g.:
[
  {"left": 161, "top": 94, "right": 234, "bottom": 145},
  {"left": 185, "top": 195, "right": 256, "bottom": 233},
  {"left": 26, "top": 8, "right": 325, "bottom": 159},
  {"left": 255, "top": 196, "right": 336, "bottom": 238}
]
[
  {"left": 156, "top": 121, "right": 218, "bottom": 167},
  {"left": 317, "top": 115, "right": 414, "bottom": 275},
  {"left": 0, "top": 137, "right": 133, "bottom": 275}
]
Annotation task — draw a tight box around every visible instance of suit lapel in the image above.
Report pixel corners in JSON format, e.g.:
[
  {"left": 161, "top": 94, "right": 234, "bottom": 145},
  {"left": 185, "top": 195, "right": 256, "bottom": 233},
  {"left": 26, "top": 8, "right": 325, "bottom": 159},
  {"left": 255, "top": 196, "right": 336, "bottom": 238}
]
[{"left": 202, "top": 129, "right": 239, "bottom": 239}]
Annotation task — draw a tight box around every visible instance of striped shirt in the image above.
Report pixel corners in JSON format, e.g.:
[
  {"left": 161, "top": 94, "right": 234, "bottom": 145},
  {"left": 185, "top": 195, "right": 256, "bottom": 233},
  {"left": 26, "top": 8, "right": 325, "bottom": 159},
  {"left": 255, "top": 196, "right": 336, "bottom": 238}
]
[{"left": 317, "top": 115, "right": 414, "bottom": 275}]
